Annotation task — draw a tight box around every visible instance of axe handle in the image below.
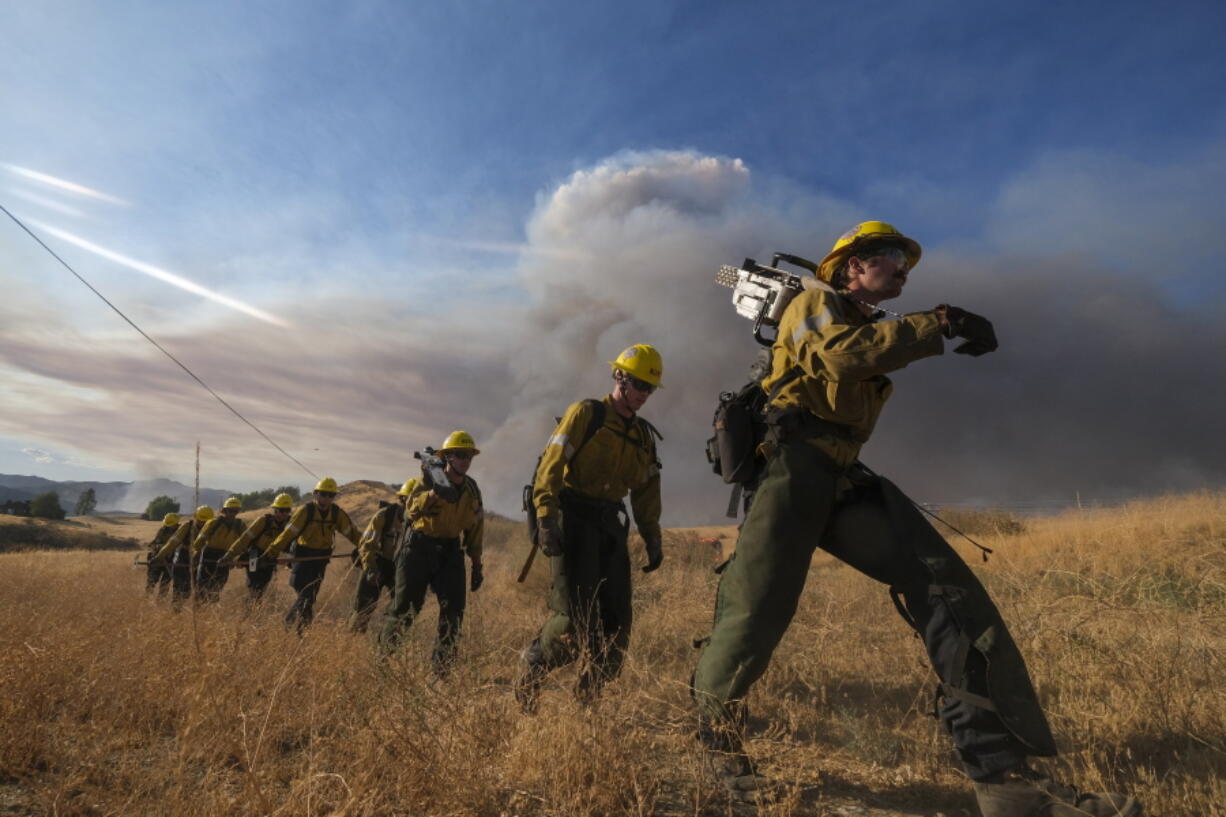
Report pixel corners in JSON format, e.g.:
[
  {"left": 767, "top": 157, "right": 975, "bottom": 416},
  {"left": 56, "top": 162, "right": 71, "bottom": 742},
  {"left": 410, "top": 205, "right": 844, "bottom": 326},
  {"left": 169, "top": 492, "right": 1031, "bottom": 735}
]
[{"left": 516, "top": 541, "right": 539, "bottom": 583}]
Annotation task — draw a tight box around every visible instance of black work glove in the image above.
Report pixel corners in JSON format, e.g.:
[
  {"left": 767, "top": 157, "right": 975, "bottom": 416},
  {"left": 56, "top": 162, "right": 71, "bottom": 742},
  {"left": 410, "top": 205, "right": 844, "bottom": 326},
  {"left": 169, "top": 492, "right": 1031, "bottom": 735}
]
[
  {"left": 469, "top": 561, "right": 484, "bottom": 592},
  {"left": 641, "top": 538, "right": 663, "bottom": 573},
  {"left": 939, "top": 305, "right": 998, "bottom": 357},
  {"left": 537, "top": 517, "right": 563, "bottom": 557}
]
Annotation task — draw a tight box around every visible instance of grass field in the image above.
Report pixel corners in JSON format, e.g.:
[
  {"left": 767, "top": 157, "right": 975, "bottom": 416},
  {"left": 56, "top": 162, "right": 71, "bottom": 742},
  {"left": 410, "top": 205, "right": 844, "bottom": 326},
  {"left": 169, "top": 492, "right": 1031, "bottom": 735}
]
[{"left": 0, "top": 492, "right": 1222, "bottom": 816}]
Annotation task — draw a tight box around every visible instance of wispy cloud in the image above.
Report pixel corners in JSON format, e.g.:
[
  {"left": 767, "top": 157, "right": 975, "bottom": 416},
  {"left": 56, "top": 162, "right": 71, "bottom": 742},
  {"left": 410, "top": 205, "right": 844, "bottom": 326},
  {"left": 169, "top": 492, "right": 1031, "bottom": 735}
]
[
  {"left": 3, "top": 164, "right": 129, "bottom": 206},
  {"left": 6, "top": 189, "right": 90, "bottom": 219},
  {"left": 21, "top": 448, "right": 56, "bottom": 464},
  {"left": 26, "top": 220, "right": 291, "bottom": 329}
]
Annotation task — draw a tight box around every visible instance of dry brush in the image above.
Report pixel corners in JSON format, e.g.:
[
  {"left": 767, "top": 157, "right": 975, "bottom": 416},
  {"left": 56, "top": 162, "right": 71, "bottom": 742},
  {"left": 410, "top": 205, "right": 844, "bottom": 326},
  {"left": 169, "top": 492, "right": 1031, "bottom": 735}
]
[{"left": 0, "top": 496, "right": 1222, "bottom": 816}]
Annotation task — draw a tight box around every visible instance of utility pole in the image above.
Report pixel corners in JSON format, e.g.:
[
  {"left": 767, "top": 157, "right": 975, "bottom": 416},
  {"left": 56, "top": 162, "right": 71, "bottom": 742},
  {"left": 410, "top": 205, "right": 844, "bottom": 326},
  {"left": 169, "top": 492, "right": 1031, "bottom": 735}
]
[{"left": 194, "top": 442, "right": 200, "bottom": 509}]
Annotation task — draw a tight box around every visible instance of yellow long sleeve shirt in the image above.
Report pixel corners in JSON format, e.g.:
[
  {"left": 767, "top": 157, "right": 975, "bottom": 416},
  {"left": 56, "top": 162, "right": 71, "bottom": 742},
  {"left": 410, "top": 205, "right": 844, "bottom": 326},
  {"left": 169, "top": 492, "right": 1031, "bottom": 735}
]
[
  {"left": 762, "top": 281, "right": 944, "bottom": 466},
  {"left": 147, "top": 524, "right": 177, "bottom": 556},
  {"left": 532, "top": 395, "right": 662, "bottom": 545},
  {"left": 265, "top": 501, "right": 360, "bottom": 558},
  {"left": 221, "top": 513, "right": 289, "bottom": 562},
  {"left": 155, "top": 520, "right": 206, "bottom": 561},
  {"left": 404, "top": 479, "right": 484, "bottom": 561},
  {"left": 192, "top": 515, "right": 246, "bottom": 556},
  {"left": 356, "top": 503, "right": 405, "bottom": 570}
]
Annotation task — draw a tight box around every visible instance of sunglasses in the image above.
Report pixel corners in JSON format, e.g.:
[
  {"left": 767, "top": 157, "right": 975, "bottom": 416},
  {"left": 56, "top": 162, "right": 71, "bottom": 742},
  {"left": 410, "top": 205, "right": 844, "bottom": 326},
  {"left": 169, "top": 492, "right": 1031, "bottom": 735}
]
[
  {"left": 315, "top": 491, "right": 337, "bottom": 498},
  {"left": 623, "top": 374, "right": 656, "bottom": 395},
  {"left": 447, "top": 451, "right": 474, "bottom": 461}
]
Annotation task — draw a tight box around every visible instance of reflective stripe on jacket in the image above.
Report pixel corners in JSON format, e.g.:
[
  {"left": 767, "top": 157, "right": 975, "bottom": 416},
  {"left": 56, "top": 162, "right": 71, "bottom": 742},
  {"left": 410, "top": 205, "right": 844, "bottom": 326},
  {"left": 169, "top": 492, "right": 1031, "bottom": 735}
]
[
  {"left": 357, "top": 504, "right": 405, "bottom": 570},
  {"left": 532, "top": 395, "right": 662, "bottom": 545},
  {"left": 763, "top": 283, "right": 944, "bottom": 465}
]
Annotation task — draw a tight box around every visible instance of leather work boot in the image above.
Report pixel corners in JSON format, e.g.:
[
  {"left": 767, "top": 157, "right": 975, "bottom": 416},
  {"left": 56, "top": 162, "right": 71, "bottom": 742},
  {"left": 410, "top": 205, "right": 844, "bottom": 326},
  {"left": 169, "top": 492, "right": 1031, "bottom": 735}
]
[
  {"left": 975, "top": 766, "right": 1142, "bottom": 817},
  {"left": 514, "top": 640, "right": 547, "bottom": 714},
  {"left": 697, "top": 714, "right": 776, "bottom": 803},
  {"left": 703, "top": 748, "right": 777, "bottom": 803}
]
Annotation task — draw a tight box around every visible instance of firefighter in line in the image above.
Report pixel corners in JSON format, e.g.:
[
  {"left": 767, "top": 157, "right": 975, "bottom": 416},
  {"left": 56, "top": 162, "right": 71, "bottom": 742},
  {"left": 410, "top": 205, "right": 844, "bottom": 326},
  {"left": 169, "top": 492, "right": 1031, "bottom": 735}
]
[
  {"left": 192, "top": 496, "right": 245, "bottom": 603},
  {"left": 221, "top": 492, "right": 295, "bottom": 603},
  {"left": 350, "top": 479, "right": 415, "bottom": 633},
  {"left": 154, "top": 505, "right": 214, "bottom": 608},
  {"left": 378, "top": 433, "right": 484, "bottom": 675},
  {"left": 144, "top": 512, "right": 179, "bottom": 597},
  {"left": 689, "top": 221, "right": 1140, "bottom": 816},
  {"left": 514, "top": 345, "right": 664, "bottom": 713},
  {"left": 264, "top": 477, "right": 361, "bottom": 631}
]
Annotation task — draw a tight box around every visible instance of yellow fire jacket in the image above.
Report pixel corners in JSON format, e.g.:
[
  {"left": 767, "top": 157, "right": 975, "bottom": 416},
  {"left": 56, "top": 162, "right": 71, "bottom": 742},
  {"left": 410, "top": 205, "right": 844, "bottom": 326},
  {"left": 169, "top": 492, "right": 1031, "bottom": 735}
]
[
  {"left": 221, "top": 513, "right": 289, "bottom": 562},
  {"left": 147, "top": 524, "right": 177, "bottom": 555},
  {"left": 192, "top": 515, "right": 246, "bottom": 556},
  {"left": 762, "top": 280, "right": 945, "bottom": 466},
  {"left": 532, "top": 395, "right": 662, "bottom": 545},
  {"left": 155, "top": 519, "right": 206, "bottom": 562},
  {"left": 356, "top": 503, "right": 405, "bottom": 570},
  {"left": 404, "top": 479, "right": 484, "bottom": 561},
  {"left": 265, "top": 501, "right": 360, "bottom": 558}
]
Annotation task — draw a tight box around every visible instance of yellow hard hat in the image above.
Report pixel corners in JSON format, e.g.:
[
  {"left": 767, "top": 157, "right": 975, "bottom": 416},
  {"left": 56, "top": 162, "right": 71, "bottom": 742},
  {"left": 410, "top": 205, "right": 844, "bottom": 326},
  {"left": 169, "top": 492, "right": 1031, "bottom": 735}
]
[
  {"left": 817, "top": 220, "right": 922, "bottom": 282},
  {"left": 163, "top": 512, "right": 181, "bottom": 526},
  {"left": 272, "top": 493, "right": 294, "bottom": 509},
  {"left": 397, "top": 478, "right": 419, "bottom": 496},
  {"left": 223, "top": 496, "right": 242, "bottom": 509},
  {"left": 314, "top": 477, "right": 339, "bottom": 493},
  {"left": 194, "top": 505, "right": 215, "bottom": 522},
  {"left": 609, "top": 344, "right": 663, "bottom": 388},
  {"left": 439, "top": 431, "right": 479, "bottom": 455}
]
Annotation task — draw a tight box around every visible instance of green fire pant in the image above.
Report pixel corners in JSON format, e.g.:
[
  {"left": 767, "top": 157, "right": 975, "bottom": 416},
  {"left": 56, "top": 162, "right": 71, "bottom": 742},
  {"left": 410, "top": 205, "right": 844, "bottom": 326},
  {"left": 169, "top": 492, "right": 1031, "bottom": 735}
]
[
  {"left": 535, "top": 492, "right": 633, "bottom": 695},
  {"left": 245, "top": 547, "right": 276, "bottom": 602},
  {"left": 379, "top": 533, "right": 466, "bottom": 669},
  {"left": 194, "top": 547, "right": 229, "bottom": 603},
  {"left": 691, "top": 437, "right": 1055, "bottom": 781},
  {"left": 146, "top": 552, "right": 171, "bottom": 597},
  {"left": 351, "top": 555, "right": 395, "bottom": 632},
  {"left": 285, "top": 546, "right": 331, "bottom": 631}
]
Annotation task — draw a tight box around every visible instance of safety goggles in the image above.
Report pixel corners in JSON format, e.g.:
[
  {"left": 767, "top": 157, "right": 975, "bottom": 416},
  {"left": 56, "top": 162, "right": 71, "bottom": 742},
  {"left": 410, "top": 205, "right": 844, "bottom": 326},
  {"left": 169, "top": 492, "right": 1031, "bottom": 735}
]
[
  {"left": 866, "top": 246, "right": 910, "bottom": 271},
  {"left": 623, "top": 374, "right": 657, "bottom": 395}
]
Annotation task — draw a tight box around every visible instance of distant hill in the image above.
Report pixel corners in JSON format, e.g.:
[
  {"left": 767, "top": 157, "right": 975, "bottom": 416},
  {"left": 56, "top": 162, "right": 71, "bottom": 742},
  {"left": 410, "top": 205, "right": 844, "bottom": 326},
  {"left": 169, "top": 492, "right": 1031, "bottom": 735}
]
[{"left": 0, "top": 474, "right": 231, "bottom": 514}]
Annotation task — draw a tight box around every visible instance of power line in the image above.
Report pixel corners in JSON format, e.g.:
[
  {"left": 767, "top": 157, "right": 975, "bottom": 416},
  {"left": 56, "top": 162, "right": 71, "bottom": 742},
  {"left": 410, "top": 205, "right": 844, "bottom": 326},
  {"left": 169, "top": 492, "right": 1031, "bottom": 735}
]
[{"left": 1, "top": 203, "right": 319, "bottom": 482}]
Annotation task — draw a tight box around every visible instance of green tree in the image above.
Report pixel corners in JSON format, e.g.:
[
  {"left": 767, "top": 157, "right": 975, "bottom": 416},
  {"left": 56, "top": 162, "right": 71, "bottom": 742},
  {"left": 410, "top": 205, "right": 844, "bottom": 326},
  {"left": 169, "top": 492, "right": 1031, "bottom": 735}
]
[
  {"left": 145, "top": 495, "right": 180, "bottom": 521},
  {"left": 74, "top": 488, "right": 97, "bottom": 516},
  {"left": 274, "top": 485, "right": 302, "bottom": 502},
  {"left": 237, "top": 486, "right": 301, "bottom": 509},
  {"left": 30, "top": 491, "right": 67, "bottom": 520}
]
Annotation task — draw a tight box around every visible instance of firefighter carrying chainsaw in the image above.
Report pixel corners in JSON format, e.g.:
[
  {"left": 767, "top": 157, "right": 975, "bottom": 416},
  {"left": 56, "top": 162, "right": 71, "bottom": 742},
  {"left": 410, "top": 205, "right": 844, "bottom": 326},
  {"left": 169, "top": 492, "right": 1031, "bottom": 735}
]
[{"left": 692, "top": 221, "right": 1141, "bottom": 817}]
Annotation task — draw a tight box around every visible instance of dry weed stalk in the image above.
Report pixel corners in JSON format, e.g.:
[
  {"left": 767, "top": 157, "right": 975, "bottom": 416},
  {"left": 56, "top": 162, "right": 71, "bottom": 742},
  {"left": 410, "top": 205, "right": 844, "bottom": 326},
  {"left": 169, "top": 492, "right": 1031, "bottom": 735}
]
[{"left": 0, "top": 493, "right": 1221, "bottom": 815}]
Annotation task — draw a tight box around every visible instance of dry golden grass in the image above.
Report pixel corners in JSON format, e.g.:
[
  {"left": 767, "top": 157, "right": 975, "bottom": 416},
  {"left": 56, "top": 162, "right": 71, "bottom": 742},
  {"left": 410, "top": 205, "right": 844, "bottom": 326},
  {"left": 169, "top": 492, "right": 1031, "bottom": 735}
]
[
  {"left": 0, "top": 515, "right": 145, "bottom": 553},
  {"left": 0, "top": 491, "right": 1222, "bottom": 816}
]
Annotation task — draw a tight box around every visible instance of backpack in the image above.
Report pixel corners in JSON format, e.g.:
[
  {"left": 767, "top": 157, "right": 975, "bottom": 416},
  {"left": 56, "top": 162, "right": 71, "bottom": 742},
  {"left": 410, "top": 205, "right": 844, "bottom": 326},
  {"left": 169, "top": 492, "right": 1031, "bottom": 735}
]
[{"left": 705, "top": 365, "right": 801, "bottom": 517}]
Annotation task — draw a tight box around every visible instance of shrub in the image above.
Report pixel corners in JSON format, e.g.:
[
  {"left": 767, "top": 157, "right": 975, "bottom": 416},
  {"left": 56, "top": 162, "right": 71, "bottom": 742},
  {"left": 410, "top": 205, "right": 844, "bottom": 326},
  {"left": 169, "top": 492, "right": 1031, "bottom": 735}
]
[{"left": 29, "top": 491, "right": 66, "bottom": 520}]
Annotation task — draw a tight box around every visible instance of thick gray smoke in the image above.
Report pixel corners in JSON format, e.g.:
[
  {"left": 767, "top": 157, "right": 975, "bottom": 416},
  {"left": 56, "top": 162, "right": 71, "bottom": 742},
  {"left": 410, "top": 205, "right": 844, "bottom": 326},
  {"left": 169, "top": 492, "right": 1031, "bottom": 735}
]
[{"left": 478, "top": 151, "right": 857, "bottom": 521}]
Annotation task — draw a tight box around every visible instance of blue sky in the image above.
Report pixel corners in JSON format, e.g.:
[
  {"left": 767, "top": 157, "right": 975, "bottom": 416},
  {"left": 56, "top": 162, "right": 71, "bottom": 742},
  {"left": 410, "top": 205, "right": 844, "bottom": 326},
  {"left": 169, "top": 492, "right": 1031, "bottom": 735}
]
[{"left": 3, "top": 1, "right": 1225, "bottom": 518}]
